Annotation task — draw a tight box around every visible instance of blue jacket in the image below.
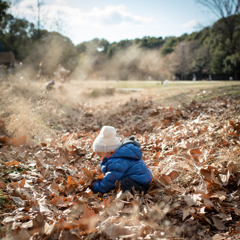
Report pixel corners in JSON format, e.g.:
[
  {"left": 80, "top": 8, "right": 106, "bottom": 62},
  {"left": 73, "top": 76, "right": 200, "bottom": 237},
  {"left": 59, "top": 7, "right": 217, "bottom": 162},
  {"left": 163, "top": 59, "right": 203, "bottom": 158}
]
[{"left": 93, "top": 142, "right": 153, "bottom": 193}]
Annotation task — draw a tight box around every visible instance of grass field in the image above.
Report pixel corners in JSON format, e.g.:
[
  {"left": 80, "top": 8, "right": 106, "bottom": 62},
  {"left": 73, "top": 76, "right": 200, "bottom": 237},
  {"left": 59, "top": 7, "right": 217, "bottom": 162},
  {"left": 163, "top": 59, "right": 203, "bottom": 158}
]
[
  {"left": 70, "top": 79, "right": 240, "bottom": 89},
  {"left": 67, "top": 80, "right": 240, "bottom": 107},
  {"left": 1, "top": 78, "right": 240, "bottom": 142}
]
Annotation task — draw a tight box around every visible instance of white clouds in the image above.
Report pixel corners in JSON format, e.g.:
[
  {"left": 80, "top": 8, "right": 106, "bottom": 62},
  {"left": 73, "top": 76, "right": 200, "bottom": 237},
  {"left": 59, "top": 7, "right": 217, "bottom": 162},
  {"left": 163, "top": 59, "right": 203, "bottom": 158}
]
[
  {"left": 86, "top": 5, "right": 153, "bottom": 26},
  {"left": 181, "top": 19, "right": 199, "bottom": 28},
  {"left": 9, "top": 0, "right": 154, "bottom": 44},
  {"left": 62, "top": 5, "right": 153, "bottom": 27},
  {"left": 53, "top": 0, "right": 67, "bottom": 5},
  {"left": 10, "top": 1, "right": 153, "bottom": 28}
]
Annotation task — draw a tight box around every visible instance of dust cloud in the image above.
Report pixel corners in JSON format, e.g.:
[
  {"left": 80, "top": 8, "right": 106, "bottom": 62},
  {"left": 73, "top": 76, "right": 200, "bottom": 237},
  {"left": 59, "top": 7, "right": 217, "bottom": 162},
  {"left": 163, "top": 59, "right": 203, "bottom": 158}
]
[{"left": 71, "top": 45, "right": 172, "bottom": 81}]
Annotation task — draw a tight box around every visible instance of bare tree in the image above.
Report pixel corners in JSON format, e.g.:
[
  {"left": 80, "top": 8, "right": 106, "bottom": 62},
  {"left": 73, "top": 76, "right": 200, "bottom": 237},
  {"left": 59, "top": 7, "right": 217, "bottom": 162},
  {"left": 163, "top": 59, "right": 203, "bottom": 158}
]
[
  {"left": 35, "top": 0, "right": 45, "bottom": 40},
  {"left": 23, "top": 0, "right": 45, "bottom": 40},
  {"left": 197, "top": 0, "right": 240, "bottom": 18},
  {"left": 28, "top": 1, "right": 66, "bottom": 39},
  {"left": 196, "top": 0, "right": 240, "bottom": 53},
  {"left": 37, "top": 0, "right": 40, "bottom": 39},
  {"left": 168, "top": 43, "right": 189, "bottom": 80}
]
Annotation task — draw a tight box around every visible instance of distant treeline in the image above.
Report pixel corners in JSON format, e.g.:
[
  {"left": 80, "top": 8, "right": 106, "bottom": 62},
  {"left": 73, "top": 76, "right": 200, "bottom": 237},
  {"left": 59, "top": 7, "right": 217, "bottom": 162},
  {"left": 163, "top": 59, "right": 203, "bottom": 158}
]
[{"left": 1, "top": 2, "right": 240, "bottom": 80}]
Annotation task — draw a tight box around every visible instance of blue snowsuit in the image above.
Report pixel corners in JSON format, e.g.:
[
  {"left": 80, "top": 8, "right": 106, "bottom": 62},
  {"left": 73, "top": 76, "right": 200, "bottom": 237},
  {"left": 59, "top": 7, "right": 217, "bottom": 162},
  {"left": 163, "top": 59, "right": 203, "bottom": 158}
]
[{"left": 93, "top": 139, "right": 153, "bottom": 194}]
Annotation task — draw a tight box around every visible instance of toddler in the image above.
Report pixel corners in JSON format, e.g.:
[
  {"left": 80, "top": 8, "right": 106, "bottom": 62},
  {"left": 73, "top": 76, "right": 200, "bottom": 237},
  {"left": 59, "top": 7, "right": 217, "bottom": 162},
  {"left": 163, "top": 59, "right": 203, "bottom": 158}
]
[{"left": 92, "top": 126, "right": 153, "bottom": 194}]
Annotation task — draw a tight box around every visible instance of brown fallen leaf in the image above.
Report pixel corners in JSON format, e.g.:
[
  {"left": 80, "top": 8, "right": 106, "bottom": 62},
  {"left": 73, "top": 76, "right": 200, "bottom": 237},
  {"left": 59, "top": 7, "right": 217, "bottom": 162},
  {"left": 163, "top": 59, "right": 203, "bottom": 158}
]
[
  {"left": 103, "top": 225, "right": 133, "bottom": 238},
  {"left": 228, "top": 161, "right": 237, "bottom": 174},
  {"left": 55, "top": 218, "right": 79, "bottom": 230},
  {"left": 0, "top": 135, "right": 10, "bottom": 144},
  {"left": 79, "top": 228, "right": 97, "bottom": 236},
  {"left": 236, "top": 221, "right": 240, "bottom": 233},
  {"left": 234, "top": 207, "right": 240, "bottom": 216},
  {"left": 22, "top": 220, "right": 33, "bottom": 229},
  {"left": 212, "top": 216, "right": 225, "bottom": 230},
  {"left": 201, "top": 195, "right": 218, "bottom": 211},
  {"left": 41, "top": 142, "right": 47, "bottom": 147},
  {"left": 210, "top": 191, "right": 227, "bottom": 201},
  {"left": 51, "top": 180, "right": 59, "bottom": 191},
  {"left": 52, "top": 196, "right": 64, "bottom": 206},
  {"left": 7, "top": 226, "right": 31, "bottom": 239},
  {"left": 11, "top": 136, "right": 27, "bottom": 147},
  {"left": 211, "top": 169, "right": 223, "bottom": 186},
  {"left": 182, "top": 206, "right": 196, "bottom": 221},
  {"left": 82, "top": 168, "right": 94, "bottom": 179},
  {"left": 160, "top": 174, "right": 171, "bottom": 185},
  {"left": 44, "top": 221, "right": 56, "bottom": 236},
  {"left": 59, "top": 230, "right": 82, "bottom": 240},
  {"left": 182, "top": 194, "right": 200, "bottom": 207},
  {"left": 141, "top": 225, "right": 154, "bottom": 238},
  {"left": 67, "top": 176, "right": 76, "bottom": 188},
  {"left": 79, "top": 204, "right": 98, "bottom": 231},
  {"left": 189, "top": 148, "right": 203, "bottom": 162},
  {"left": 200, "top": 165, "right": 218, "bottom": 179},
  {"left": 19, "top": 178, "right": 26, "bottom": 188},
  {"left": 102, "top": 197, "right": 112, "bottom": 208},
  {"left": 190, "top": 212, "right": 213, "bottom": 227},
  {"left": 0, "top": 181, "right": 6, "bottom": 189},
  {"left": 5, "top": 161, "right": 21, "bottom": 166}
]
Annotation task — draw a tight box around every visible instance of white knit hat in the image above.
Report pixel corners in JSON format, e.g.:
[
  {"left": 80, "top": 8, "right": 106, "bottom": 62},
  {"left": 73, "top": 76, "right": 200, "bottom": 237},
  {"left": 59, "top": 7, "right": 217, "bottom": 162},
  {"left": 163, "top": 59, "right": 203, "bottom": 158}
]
[{"left": 93, "top": 126, "right": 121, "bottom": 153}]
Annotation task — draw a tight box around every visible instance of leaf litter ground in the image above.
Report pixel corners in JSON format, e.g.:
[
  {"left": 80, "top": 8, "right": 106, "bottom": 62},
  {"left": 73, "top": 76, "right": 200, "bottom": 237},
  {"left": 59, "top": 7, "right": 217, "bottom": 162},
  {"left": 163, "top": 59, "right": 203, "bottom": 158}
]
[{"left": 1, "top": 89, "right": 240, "bottom": 240}]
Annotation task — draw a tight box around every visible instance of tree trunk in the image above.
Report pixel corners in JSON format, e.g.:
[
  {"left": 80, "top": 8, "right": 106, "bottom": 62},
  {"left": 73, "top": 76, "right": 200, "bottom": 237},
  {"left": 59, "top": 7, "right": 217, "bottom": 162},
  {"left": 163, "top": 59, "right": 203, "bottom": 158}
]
[{"left": 234, "top": 70, "right": 239, "bottom": 80}]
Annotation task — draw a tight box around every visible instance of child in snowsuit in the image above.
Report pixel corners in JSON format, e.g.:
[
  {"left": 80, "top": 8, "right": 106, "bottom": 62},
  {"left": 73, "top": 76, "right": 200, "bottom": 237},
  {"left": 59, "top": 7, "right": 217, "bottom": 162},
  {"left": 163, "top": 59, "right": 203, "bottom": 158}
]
[{"left": 92, "top": 126, "right": 152, "bottom": 194}]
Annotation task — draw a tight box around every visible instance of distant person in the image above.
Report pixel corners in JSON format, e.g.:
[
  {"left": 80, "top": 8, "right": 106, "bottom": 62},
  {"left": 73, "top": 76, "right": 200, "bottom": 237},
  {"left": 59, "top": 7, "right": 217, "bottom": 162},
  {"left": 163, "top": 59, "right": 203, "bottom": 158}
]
[
  {"left": 192, "top": 74, "right": 196, "bottom": 81},
  {"left": 209, "top": 75, "right": 212, "bottom": 81},
  {"left": 10, "top": 61, "right": 15, "bottom": 69},
  {"left": 92, "top": 126, "right": 153, "bottom": 194},
  {"left": 46, "top": 80, "right": 55, "bottom": 91},
  {"left": 9, "top": 61, "right": 15, "bottom": 75},
  {"left": 37, "top": 61, "right": 44, "bottom": 78},
  {"left": 164, "top": 80, "right": 168, "bottom": 87},
  {"left": 57, "top": 63, "right": 70, "bottom": 82}
]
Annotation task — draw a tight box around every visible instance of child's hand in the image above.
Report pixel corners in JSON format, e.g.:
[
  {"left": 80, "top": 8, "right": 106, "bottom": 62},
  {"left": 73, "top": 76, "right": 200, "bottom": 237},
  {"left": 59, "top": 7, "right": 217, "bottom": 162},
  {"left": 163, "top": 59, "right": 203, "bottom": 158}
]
[{"left": 97, "top": 167, "right": 101, "bottom": 174}]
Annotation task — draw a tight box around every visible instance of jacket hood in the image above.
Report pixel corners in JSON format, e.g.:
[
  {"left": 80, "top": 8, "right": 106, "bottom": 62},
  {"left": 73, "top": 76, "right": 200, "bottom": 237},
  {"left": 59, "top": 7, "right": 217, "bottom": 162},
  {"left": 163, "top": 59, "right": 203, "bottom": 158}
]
[{"left": 111, "top": 143, "right": 142, "bottom": 160}]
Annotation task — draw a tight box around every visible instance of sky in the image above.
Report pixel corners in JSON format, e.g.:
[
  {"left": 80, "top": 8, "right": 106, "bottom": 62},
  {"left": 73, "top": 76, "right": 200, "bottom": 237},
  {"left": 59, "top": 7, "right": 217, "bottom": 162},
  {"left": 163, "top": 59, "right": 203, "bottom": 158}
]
[{"left": 8, "top": 0, "right": 219, "bottom": 45}]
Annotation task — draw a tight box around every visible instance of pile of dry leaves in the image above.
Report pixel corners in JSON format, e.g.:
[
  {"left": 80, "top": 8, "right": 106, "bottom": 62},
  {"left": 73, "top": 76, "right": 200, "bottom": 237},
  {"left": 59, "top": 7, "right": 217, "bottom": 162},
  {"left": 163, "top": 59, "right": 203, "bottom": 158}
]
[{"left": 1, "top": 93, "right": 240, "bottom": 240}]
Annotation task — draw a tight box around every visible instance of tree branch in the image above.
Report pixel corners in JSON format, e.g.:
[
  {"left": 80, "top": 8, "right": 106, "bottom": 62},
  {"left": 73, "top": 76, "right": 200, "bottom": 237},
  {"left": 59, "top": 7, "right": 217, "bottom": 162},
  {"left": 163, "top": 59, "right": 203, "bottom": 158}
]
[{"left": 196, "top": 0, "right": 240, "bottom": 18}]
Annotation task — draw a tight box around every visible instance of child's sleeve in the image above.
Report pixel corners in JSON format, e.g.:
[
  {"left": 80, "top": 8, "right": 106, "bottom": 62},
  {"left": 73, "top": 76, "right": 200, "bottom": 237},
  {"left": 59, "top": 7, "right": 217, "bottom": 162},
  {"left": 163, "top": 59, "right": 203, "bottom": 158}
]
[
  {"left": 100, "top": 165, "right": 106, "bottom": 174},
  {"left": 93, "top": 161, "right": 126, "bottom": 193}
]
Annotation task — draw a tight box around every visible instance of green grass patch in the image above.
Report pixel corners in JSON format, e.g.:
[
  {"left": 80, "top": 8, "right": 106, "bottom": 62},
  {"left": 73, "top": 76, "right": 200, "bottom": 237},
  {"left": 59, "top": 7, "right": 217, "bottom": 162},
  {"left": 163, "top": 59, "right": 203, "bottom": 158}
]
[
  {"left": 0, "top": 190, "right": 7, "bottom": 206},
  {"left": 5, "top": 167, "right": 28, "bottom": 175},
  {"left": 86, "top": 87, "right": 116, "bottom": 97},
  {"left": 196, "top": 85, "right": 240, "bottom": 101},
  {"left": 107, "top": 80, "right": 240, "bottom": 89},
  {"left": 113, "top": 82, "right": 162, "bottom": 89}
]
